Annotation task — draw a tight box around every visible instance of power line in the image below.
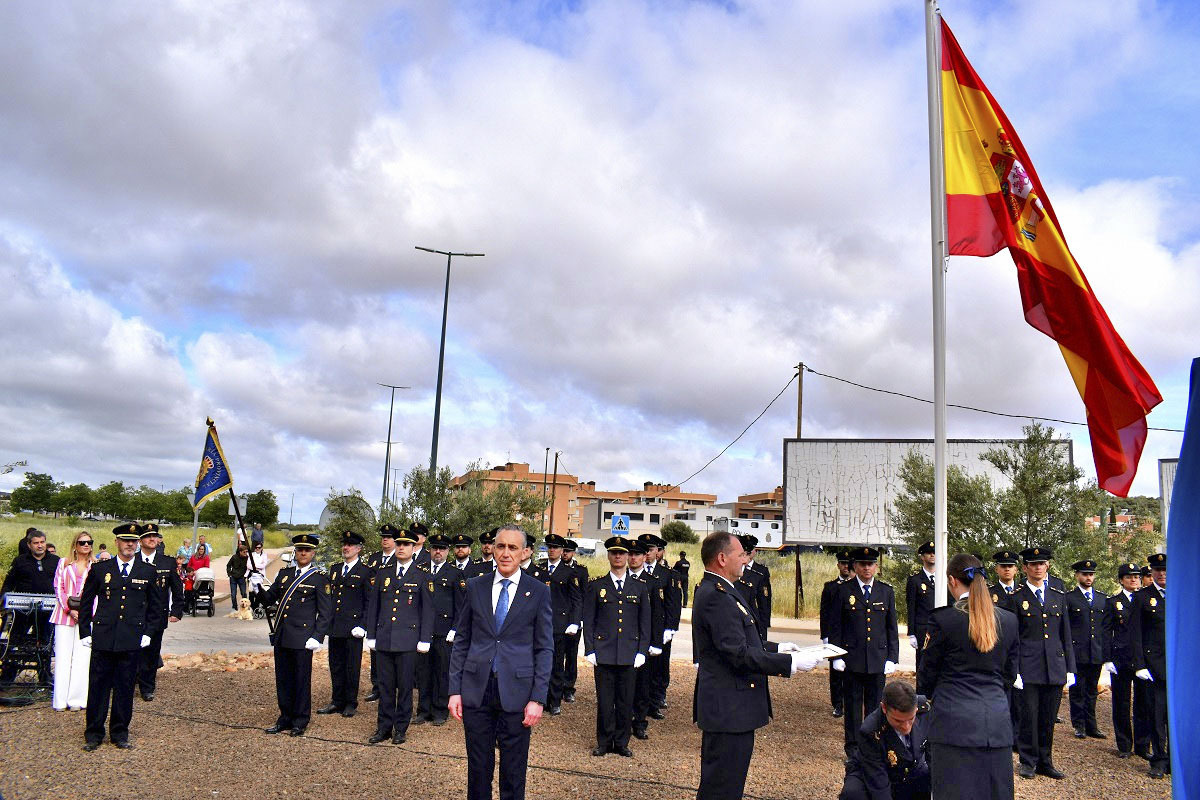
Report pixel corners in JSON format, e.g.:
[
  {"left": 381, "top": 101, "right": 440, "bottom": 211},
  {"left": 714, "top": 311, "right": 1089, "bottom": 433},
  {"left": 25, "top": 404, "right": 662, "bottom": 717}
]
[{"left": 803, "top": 365, "right": 1184, "bottom": 433}]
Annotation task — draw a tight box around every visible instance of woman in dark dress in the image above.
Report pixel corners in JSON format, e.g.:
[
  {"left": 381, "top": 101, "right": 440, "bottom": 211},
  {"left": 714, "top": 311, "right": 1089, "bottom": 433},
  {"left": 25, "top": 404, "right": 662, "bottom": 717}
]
[{"left": 917, "top": 553, "right": 1019, "bottom": 800}]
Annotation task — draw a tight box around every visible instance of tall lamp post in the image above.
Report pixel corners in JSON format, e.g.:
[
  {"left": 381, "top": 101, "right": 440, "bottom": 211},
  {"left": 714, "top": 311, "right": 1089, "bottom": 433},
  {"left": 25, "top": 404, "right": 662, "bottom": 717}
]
[
  {"left": 415, "top": 246, "right": 484, "bottom": 479},
  {"left": 378, "top": 383, "right": 410, "bottom": 513}
]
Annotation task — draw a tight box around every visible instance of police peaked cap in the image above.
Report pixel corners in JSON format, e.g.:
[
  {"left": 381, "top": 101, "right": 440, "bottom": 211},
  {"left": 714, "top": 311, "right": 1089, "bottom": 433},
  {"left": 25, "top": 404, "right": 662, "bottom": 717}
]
[
  {"left": 341, "top": 531, "right": 365, "bottom": 546},
  {"left": 850, "top": 546, "right": 880, "bottom": 563},
  {"left": 628, "top": 538, "right": 648, "bottom": 555},
  {"left": 480, "top": 528, "right": 498, "bottom": 544},
  {"left": 1117, "top": 562, "right": 1141, "bottom": 578},
  {"left": 408, "top": 521, "right": 429, "bottom": 538},
  {"left": 291, "top": 533, "right": 319, "bottom": 549},
  {"left": 1020, "top": 546, "right": 1052, "bottom": 563},
  {"left": 835, "top": 549, "right": 851, "bottom": 563},
  {"left": 638, "top": 533, "right": 666, "bottom": 549},
  {"left": 563, "top": 539, "right": 579, "bottom": 552},
  {"left": 916, "top": 541, "right": 934, "bottom": 555},
  {"left": 393, "top": 527, "right": 419, "bottom": 545},
  {"left": 737, "top": 534, "right": 759, "bottom": 550},
  {"left": 113, "top": 523, "right": 141, "bottom": 540},
  {"left": 427, "top": 533, "right": 451, "bottom": 548},
  {"left": 604, "top": 536, "right": 629, "bottom": 553},
  {"left": 544, "top": 533, "right": 568, "bottom": 548},
  {"left": 451, "top": 533, "right": 475, "bottom": 547},
  {"left": 1139, "top": 564, "right": 1152, "bottom": 576},
  {"left": 1148, "top": 553, "right": 1166, "bottom": 569},
  {"left": 138, "top": 523, "right": 161, "bottom": 538},
  {"left": 992, "top": 550, "right": 1019, "bottom": 566},
  {"left": 378, "top": 523, "right": 402, "bottom": 539},
  {"left": 1070, "top": 559, "right": 1097, "bottom": 573}
]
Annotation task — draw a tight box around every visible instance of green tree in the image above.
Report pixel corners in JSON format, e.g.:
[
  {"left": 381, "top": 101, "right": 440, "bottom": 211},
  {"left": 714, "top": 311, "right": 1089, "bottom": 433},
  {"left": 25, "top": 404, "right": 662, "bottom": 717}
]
[
  {"left": 198, "top": 495, "right": 232, "bottom": 526},
  {"left": 10, "top": 472, "right": 58, "bottom": 513},
  {"left": 317, "top": 487, "right": 378, "bottom": 564},
  {"left": 125, "top": 485, "right": 166, "bottom": 521},
  {"left": 397, "top": 464, "right": 455, "bottom": 531},
  {"left": 244, "top": 489, "right": 280, "bottom": 527},
  {"left": 889, "top": 449, "right": 1001, "bottom": 558},
  {"left": 659, "top": 520, "right": 698, "bottom": 544},
  {"left": 93, "top": 481, "right": 129, "bottom": 519},
  {"left": 56, "top": 483, "right": 94, "bottom": 517},
  {"left": 161, "top": 488, "right": 195, "bottom": 525}
]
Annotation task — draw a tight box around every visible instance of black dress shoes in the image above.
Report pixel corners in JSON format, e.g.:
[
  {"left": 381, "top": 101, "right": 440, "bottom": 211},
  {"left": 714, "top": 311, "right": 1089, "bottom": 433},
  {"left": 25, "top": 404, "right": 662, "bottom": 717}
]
[
  {"left": 341, "top": 707, "right": 357, "bottom": 718},
  {"left": 289, "top": 727, "right": 306, "bottom": 737},
  {"left": 264, "top": 724, "right": 290, "bottom": 735},
  {"left": 1087, "top": 730, "right": 1107, "bottom": 739},
  {"left": 140, "top": 692, "right": 155, "bottom": 702},
  {"left": 547, "top": 706, "right": 562, "bottom": 716},
  {"left": 317, "top": 704, "right": 341, "bottom": 715},
  {"left": 431, "top": 717, "right": 446, "bottom": 726},
  {"left": 1073, "top": 728, "right": 1087, "bottom": 739},
  {"left": 368, "top": 732, "right": 390, "bottom": 745},
  {"left": 1149, "top": 768, "right": 1165, "bottom": 779},
  {"left": 1017, "top": 764, "right": 1036, "bottom": 779},
  {"left": 613, "top": 746, "right": 634, "bottom": 757},
  {"left": 391, "top": 733, "right": 407, "bottom": 745},
  {"left": 591, "top": 746, "right": 608, "bottom": 756},
  {"left": 410, "top": 716, "right": 428, "bottom": 725},
  {"left": 832, "top": 708, "right": 844, "bottom": 718},
  {"left": 1117, "top": 751, "right": 1131, "bottom": 759},
  {"left": 113, "top": 740, "right": 133, "bottom": 750},
  {"left": 1035, "top": 765, "right": 1065, "bottom": 779},
  {"left": 564, "top": 692, "right": 576, "bottom": 703},
  {"left": 83, "top": 742, "right": 102, "bottom": 752},
  {"left": 365, "top": 690, "right": 380, "bottom": 702},
  {"left": 632, "top": 729, "right": 649, "bottom": 740},
  {"left": 648, "top": 708, "right": 665, "bottom": 720}
]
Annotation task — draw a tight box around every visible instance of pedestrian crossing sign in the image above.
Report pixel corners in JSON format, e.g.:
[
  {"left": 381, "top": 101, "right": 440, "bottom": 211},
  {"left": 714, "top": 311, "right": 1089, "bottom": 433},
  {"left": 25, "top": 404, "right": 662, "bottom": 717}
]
[{"left": 611, "top": 515, "right": 630, "bottom": 534}]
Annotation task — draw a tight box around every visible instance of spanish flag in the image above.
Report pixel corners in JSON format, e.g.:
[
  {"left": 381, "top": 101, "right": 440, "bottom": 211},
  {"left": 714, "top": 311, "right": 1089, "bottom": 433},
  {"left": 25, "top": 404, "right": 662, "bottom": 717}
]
[{"left": 940, "top": 19, "right": 1161, "bottom": 496}]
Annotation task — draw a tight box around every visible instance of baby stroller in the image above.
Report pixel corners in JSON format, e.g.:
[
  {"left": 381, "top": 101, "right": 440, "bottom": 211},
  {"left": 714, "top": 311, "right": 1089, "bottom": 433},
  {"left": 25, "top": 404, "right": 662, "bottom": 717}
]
[{"left": 191, "top": 567, "right": 216, "bottom": 617}]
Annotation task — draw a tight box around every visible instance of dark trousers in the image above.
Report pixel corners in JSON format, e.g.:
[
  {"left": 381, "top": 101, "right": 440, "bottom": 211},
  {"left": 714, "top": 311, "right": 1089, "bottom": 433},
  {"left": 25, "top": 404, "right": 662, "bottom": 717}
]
[
  {"left": 1146, "top": 676, "right": 1169, "bottom": 771},
  {"left": 547, "top": 631, "right": 570, "bottom": 708},
  {"left": 416, "top": 649, "right": 432, "bottom": 718},
  {"left": 697, "top": 729, "right": 754, "bottom": 800},
  {"left": 1068, "top": 663, "right": 1102, "bottom": 732},
  {"left": 462, "top": 672, "right": 531, "bottom": 800},
  {"left": 632, "top": 658, "right": 655, "bottom": 732},
  {"left": 912, "top": 626, "right": 928, "bottom": 674},
  {"left": 1133, "top": 672, "right": 1152, "bottom": 754},
  {"left": 370, "top": 649, "right": 380, "bottom": 695},
  {"left": 1110, "top": 666, "right": 1136, "bottom": 752},
  {"left": 842, "top": 671, "right": 885, "bottom": 755},
  {"left": 928, "top": 743, "right": 1011, "bottom": 800},
  {"left": 594, "top": 663, "right": 635, "bottom": 750},
  {"left": 229, "top": 577, "right": 247, "bottom": 609},
  {"left": 85, "top": 648, "right": 138, "bottom": 744},
  {"left": 1006, "top": 686, "right": 1021, "bottom": 747},
  {"left": 376, "top": 649, "right": 416, "bottom": 736},
  {"left": 418, "top": 635, "right": 452, "bottom": 721},
  {"left": 1017, "top": 682, "right": 1061, "bottom": 769},
  {"left": 273, "top": 645, "right": 313, "bottom": 730},
  {"left": 564, "top": 632, "right": 581, "bottom": 693},
  {"left": 136, "top": 627, "right": 166, "bottom": 696},
  {"left": 829, "top": 665, "right": 844, "bottom": 711},
  {"left": 651, "top": 641, "right": 671, "bottom": 706},
  {"left": 328, "top": 635, "right": 364, "bottom": 711},
  {"left": 841, "top": 768, "right": 931, "bottom": 800}
]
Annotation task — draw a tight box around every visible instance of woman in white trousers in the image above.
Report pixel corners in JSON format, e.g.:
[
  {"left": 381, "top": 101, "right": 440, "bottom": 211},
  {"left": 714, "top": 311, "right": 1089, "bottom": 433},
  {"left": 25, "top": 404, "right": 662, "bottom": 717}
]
[{"left": 51, "top": 531, "right": 94, "bottom": 711}]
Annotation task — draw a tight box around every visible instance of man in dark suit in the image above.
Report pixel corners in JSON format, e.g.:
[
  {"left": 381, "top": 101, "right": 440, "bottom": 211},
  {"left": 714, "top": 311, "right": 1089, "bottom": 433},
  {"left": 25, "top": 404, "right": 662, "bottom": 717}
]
[
  {"left": 830, "top": 546, "right": 900, "bottom": 760},
  {"left": 1102, "top": 562, "right": 1151, "bottom": 759},
  {"left": 363, "top": 523, "right": 401, "bottom": 702},
  {"left": 1065, "top": 558, "right": 1107, "bottom": 739},
  {"left": 318, "top": 531, "right": 371, "bottom": 718},
  {"left": 417, "top": 533, "right": 467, "bottom": 725},
  {"left": 1012, "top": 545, "right": 1075, "bottom": 779},
  {"left": 905, "top": 542, "right": 936, "bottom": 672},
  {"left": 539, "top": 533, "right": 582, "bottom": 715},
  {"left": 1130, "top": 552, "right": 1168, "bottom": 779},
  {"left": 78, "top": 523, "right": 163, "bottom": 750},
  {"left": 821, "top": 550, "right": 853, "bottom": 718},
  {"left": 262, "top": 533, "right": 332, "bottom": 737},
  {"left": 449, "top": 524, "right": 553, "bottom": 800},
  {"left": 840, "top": 681, "right": 932, "bottom": 800},
  {"left": 134, "top": 523, "right": 183, "bottom": 702},
  {"left": 692, "top": 531, "right": 816, "bottom": 799},
  {"left": 561, "top": 539, "right": 588, "bottom": 703}
]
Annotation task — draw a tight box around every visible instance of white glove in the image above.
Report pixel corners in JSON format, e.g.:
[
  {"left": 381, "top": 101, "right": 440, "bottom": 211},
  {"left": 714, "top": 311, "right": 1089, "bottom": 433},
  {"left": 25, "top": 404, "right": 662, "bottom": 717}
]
[
  {"left": 692, "top": 662, "right": 700, "bottom": 669},
  {"left": 1136, "top": 668, "right": 1153, "bottom": 681},
  {"left": 663, "top": 629, "right": 674, "bottom": 643},
  {"left": 585, "top": 652, "right": 598, "bottom": 667},
  {"left": 777, "top": 642, "right": 801, "bottom": 653},
  {"left": 821, "top": 637, "right": 829, "bottom": 645},
  {"left": 1102, "top": 661, "right": 1118, "bottom": 676},
  {"left": 445, "top": 630, "right": 456, "bottom": 643},
  {"left": 564, "top": 624, "right": 579, "bottom": 635},
  {"left": 417, "top": 641, "right": 430, "bottom": 654},
  {"left": 909, "top": 635, "right": 919, "bottom": 650},
  {"left": 883, "top": 660, "right": 897, "bottom": 676},
  {"left": 1013, "top": 674, "right": 1024, "bottom": 690},
  {"left": 140, "top": 635, "right": 151, "bottom": 648},
  {"left": 304, "top": 637, "right": 321, "bottom": 651},
  {"left": 350, "top": 626, "right": 366, "bottom": 639},
  {"left": 633, "top": 653, "right": 646, "bottom": 669},
  {"left": 1065, "top": 672, "right": 1076, "bottom": 688},
  {"left": 790, "top": 653, "right": 819, "bottom": 674},
  {"left": 365, "top": 639, "right": 376, "bottom": 651},
  {"left": 80, "top": 636, "right": 92, "bottom": 648},
  {"left": 831, "top": 659, "right": 846, "bottom": 672},
  {"left": 648, "top": 646, "right": 662, "bottom": 656}
]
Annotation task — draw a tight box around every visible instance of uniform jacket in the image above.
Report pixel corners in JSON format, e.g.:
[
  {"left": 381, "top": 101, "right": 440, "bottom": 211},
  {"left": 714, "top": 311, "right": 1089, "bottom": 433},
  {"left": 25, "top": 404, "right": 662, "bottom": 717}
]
[
  {"left": 735, "top": 566, "right": 770, "bottom": 641},
  {"left": 139, "top": 551, "right": 185, "bottom": 630},
  {"left": 820, "top": 576, "right": 849, "bottom": 640},
  {"left": 988, "top": 583, "right": 1019, "bottom": 615},
  {"left": 538, "top": 559, "right": 583, "bottom": 636},
  {"left": 449, "top": 571, "right": 554, "bottom": 712},
  {"left": 691, "top": 572, "right": 791, "bottom": 733},
  {"left": 366, "top": 560, "right": 434, "bottom": 652},
  {"left": 583, "top": 573, "right": 651, "bottom": 665},
  {"left": 829, "top": 579, "right": 900, "bottom": 673},
  {"left": 1011, "top": 583, "right": 1075, "bottom": 684},
  {"left": 905, "top": 570, "right": 936, "bottom": 635},
  {"left": 265, "top": 564, "right": 332, "bottom": 649},
  {"left": 363, "top": 550, "right": 397, "bottom": 571},
  {"left": 917, "top": 600, "right": 1018, "bottom": 747},
  {"left": 1065, "top": 586, "right": 1107, "bottom": 666},
  {"left": 522, "top": 562, "right": 550, "bottom": 583},
  {"left": 1130, "top": 584, "right": 1165, "bottom": 680},
  {"left": 651, "top": 562, "right": 683, "bottom": 630},
  {"left": 412, "top": 547, "right": 431, "bottom": 567},
  {"left": 631, "top": 568, "right": 666, "bottom": 647},
  {"left": 748, "top": 560, "right": 773, "bottom": 634},
  {"left": 426, "top": 561, "right": 468, "bottom": 637},
  {"left": 1101, "top": 589, "right": 1138, "bottom": 668},
  {"left": 847, "top": 698, "right": 932, "bottom": 800},
  {"left": 328, "top": 559, "right": 373, "bottom": 638},
  {"left": 77, "top": 557, "right": 164, "bottom": 651},
  {"left": 463, "top": 558, "right": 496, "bottom": 581}
]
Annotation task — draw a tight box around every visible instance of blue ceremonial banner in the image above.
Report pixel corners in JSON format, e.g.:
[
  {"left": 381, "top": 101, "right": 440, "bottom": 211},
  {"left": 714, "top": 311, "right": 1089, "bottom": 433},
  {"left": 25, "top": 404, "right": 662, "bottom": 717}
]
[
  {"left": 193, "top": 417, "right": 234, "bottom": 509},
  {"left": 1169, "top": 356, "right": 1200, "bottom": 796}
]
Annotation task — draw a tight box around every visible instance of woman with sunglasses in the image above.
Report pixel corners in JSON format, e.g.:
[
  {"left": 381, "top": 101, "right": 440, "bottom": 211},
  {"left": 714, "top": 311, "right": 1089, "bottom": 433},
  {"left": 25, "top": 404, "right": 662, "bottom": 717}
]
[{"left": 51, "top": 530, "right": 96, "bottom": 711}]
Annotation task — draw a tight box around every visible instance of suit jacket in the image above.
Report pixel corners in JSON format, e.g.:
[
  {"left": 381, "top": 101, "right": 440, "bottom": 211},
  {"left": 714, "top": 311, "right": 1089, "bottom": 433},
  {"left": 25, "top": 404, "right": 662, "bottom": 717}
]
[
  {"left": 905, "top": 570, "right": 936, "bottom": 636},
  {"left": 366, "top": 561, "right": 433, "bottom": 652},
  {"left": 328, "top": 559, "right": 373, "bottom": 638},
  {"left": 1101, "top": 590, "right": 1138, "bottom": 669},
  {"left": 141, "top": 551, "right": 184, "bottom": 630},
  {"left": 1130, "top": 584, "right": 1165, "bottom": 680},
  {"left": 539, "top": 560, "right": 583, "bottom": 635},
  {"left": 1065, "top": 586, "right": 1107, "bottom": 665},
  {"left": 1012, "top": 583, "right": 1075, "bottom": 684},
  {"left": 829, "top": 579, "right": 900, "bottom": 673},
  {"left": 917, "top": 601, "right": 1018, "bottom": 747},
  {"left": 78, "top": 557, "right": 164, "bottom": 651},
  {"left": 426, "top": 562, "right": 468, "bottom": 637},
  {"left": 264, "top": 565, "right": 332, "bottom": 649},
  {"left": 847, "top": 698, "right": 932, "bottom": 799},
  {"left": 583, "top": 574, "right": 651, "bottom": 665},
  {"left": 449, "top": 571, "right": 554, "bottom": 712},
  {"left": 820, "top": 576, "right": 849, "bottom": 640},
  {"left": 1, "top": 552, "right": 59, "bottom": 595},
  {"left": 691, "top": 572, "right": 791, "bottom": 733}
]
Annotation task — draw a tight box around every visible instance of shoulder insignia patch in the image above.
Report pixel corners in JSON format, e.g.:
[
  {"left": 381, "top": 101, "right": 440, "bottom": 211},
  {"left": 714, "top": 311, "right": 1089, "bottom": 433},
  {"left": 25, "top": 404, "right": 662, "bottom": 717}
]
[
  {"left": 762, "top": 585, "right": 769, "bottom": 597},
  {"left": 429, "top": 581, "right": 435, "bottom": 593}
]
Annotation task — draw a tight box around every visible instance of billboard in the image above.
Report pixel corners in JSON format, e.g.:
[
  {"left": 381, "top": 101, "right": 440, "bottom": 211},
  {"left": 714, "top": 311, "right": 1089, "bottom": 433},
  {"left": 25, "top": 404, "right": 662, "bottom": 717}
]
[{"left": 782, "top": 438, "right": 1073, "bottom": 547}]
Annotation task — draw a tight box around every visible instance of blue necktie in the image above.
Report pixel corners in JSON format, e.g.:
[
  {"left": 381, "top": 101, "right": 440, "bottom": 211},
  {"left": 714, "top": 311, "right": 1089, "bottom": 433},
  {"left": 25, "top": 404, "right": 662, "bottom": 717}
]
[
  {"left": 1086, "top": 591, "right": 1092, "bottom": 606},
  {"left": 863, "top": 584, "right": 871, "bottom": 603},
  {"left": 121, "top": 562, "right": 129, "bottom": 578},
  {"left": 616, "top": 579, "right": 623, "bottom": 592},
  {"left": 1006, "top": 585, "right": 1013, "bottom": 594},
  {"left": 1036, "top": 588, "right": 1043, "bottom": 605},
  {"left": 495, "top": 579, "right": 511, "bottom": 629}
]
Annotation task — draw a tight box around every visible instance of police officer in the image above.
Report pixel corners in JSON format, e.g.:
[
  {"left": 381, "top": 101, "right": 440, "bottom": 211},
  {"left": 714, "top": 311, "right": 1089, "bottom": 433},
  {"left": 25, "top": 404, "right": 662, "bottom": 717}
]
[
  {"left": 1139, "top": 564, "right": 1153, "bottom": 590},
  {"left": 641, "top": 533, "right": 680, "bottom": 713},
  {"left": 451, "top": 533, "right": 475, "bottom": 572},
  {"left": 673, "top": 549, "right": 691, "bottom": 607},
  {"left": 365, "top": 526, "right": 433, "bottom": 745},
  {"left": 744, "top": 536, "right": 773, "bottom": 634},
  {"left": 628, "top": 537, "right": 665, "bottom": 740},
  {"left": 1102, "top": 562, "right": 1151, "bottom": 760},
  {"left": 1130, "top": 552, "right": 1168, "bottom": 779},
  {"left": 1011, "top": 545, "right": 1074, "bottom": 779},
  {"left": 134, "top": 523, "right": 183, "bottom": 702},
  {"left": 262, "top": 533, "right": 331, "bottom": 737},
  {"left": 736, "top": 534, "right": 771, "bottom": 641},
  {"left": 410, "top": 521, "right": 432, "bottom": 566},
  {"left": 318, "top": 531, "right": 371, "bottom": 718},
  {"left": 1065, "top": 558, "right": 1107, "bottom": 739},
  {"left": 905, "top": 542, "right": 936, "bottom": 671},
  {"left": 416, "top": 533, "right": 466, "bottom": 725},
  {"left": 821, "top": 550, "right": 853, "bottom": 718},
  {"left": 583, "top": 536, "right": 650, "bottom": 757},
  {"left": 78, "top": 523, "right": 163, "bottom": 751},
  {"left": 464, "top": 528, "right": 498, "bottom": 580},
  {"left": 363, "top": 522, "right": 401, "bottom": 703},
  {"left": 839, "top": 681, "right": 932, "bottom": 800},
  {"left": 830, "top": 547, "right": 900, "bottom": 760},
  {"left": 561, "top": 539, "right": 588, "bottom": 703},
  {"left": 520, "top": 532, "right": 550, "bottom": 582},
  {"left": 988, "top": 550, "right": 1022, "bottom": 747},
  {"left": 540, "top": 533, "right": 583, "bottom": 715}
]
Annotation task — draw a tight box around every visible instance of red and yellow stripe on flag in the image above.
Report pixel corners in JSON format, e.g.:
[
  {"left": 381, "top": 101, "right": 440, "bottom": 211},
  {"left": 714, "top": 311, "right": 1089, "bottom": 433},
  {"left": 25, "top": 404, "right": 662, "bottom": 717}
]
[{"left": 940, "top": 18, "right": 1162, "bottom": 496}]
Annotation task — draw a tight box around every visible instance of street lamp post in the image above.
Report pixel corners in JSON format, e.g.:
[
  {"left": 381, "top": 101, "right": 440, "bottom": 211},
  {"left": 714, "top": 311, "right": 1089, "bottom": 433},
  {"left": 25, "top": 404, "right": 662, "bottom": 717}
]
[
  {"left": 415, "top": 246, "right": 484, "bottom": 480},
  {"left": 378, "top": 383, "right": 410, "bottom": 513}
]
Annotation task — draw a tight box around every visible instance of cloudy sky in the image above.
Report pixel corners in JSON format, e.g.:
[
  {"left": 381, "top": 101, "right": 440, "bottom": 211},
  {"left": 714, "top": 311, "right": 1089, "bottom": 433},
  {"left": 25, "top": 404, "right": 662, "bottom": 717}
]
[{"left": 2, "top": 0, "right": 1196, "bottom": 524}]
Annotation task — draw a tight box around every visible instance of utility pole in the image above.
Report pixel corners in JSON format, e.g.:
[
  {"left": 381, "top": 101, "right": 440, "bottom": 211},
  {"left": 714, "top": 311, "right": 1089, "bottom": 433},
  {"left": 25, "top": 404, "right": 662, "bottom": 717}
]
[
  {"left": 289, "top": 493, "right": 294, "bottom": 525},
  {"left": 794, "top": 362, "right": 805, "bottom": 617},
  {"left": 541, "top": 447, "right": 550, "bottom": 536},
  {"left": 378, "top": 383, "right": 410, "bottom": 513},
  {"left": 547, "top": 452, "right": 560, "bottom": 536}
]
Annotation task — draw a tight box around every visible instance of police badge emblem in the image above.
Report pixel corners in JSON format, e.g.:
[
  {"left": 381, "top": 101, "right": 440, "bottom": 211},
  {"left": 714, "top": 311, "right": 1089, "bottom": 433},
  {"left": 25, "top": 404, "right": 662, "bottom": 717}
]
[
  {"left": 887, "top": 750, "right": 898, "bottom": 766},
  {"left": 1022, "top": 600, "right": 1029, "bottom": 610},
  {"left": 105, "top": 572, "right": 112, "bottom": 584},
  {"left": 849, "top": 594, "right": 856, "bottom": 606},
  {"left": 384, "top": 577, "right": 391, "bottom": 588},
  {"left": 1150, "top": 597, "right": 1157, "bottom": 608},
  {"left": 1116, "top": 601, "right": 1123, "bottom": 610}
]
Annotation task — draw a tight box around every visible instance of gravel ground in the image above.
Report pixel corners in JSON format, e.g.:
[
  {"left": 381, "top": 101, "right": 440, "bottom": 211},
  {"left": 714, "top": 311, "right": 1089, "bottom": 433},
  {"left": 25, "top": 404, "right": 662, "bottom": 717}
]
[{"left": 0, "top": 660, "right": 1170, "bottom": 800}]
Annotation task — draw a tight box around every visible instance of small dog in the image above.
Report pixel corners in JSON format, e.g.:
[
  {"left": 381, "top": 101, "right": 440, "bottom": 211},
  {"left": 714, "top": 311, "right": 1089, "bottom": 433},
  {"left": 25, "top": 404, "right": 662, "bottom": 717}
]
[{"left": 226, "top": 596, "right": 254, "bottom": 621}]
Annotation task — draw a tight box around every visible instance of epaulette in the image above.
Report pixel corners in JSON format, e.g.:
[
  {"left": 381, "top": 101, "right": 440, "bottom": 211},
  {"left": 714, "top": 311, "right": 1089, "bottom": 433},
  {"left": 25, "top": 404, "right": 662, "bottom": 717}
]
[
  {"left": 1047, "top": 586, "right": 1065, "bottom": 595},
  {"left": 714, "top": 580, "right": 727, "bottom": 593}
]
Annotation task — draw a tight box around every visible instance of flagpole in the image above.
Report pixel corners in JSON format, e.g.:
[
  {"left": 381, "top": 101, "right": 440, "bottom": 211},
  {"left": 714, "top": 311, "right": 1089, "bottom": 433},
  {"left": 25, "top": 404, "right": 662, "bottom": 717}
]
[{"left": 925, "top": 0, "right": 949, "bottom": 608}]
